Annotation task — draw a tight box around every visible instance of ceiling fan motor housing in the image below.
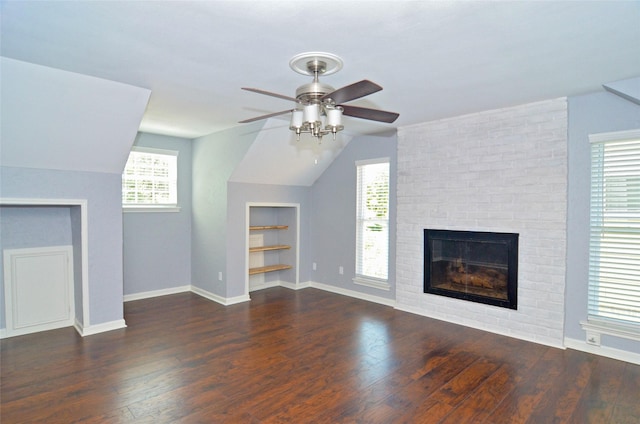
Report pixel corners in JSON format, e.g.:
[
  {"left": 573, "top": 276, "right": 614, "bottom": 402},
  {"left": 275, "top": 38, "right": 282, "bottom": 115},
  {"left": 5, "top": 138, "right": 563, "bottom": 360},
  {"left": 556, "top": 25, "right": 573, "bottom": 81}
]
[{"left": 295, "top": 81, "right": 335, "bottom": 105}]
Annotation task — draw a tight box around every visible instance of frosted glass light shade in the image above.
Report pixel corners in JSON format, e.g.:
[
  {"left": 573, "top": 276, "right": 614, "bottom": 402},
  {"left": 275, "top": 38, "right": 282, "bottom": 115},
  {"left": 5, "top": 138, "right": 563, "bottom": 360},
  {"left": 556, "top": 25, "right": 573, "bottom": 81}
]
[
  {"left": 303, "top": 104, "right": 319, "bottom": 122},
  {"left": 326, "top": 108, "right": 342, "bottom": 127},
  {"left": 290, "top": 110, "right": 303, "bottom": 128}
]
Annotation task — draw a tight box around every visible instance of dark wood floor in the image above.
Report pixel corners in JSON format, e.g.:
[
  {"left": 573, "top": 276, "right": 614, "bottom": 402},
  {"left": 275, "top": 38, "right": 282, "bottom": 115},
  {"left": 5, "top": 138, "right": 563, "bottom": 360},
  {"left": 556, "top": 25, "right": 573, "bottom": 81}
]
[{"left": 1, "top": 287, "right": 639, "bottom": 423}]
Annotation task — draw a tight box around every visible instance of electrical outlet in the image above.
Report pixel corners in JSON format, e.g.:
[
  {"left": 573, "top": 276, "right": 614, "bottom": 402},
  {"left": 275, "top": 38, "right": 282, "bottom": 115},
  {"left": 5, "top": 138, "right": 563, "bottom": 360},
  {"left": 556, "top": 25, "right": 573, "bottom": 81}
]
[
  {"left": 218, "top": 272, "right": 223, "bottom": 281},
  {"left": 339, "top": 266, "right": 344, "bottom": 275},
  {"left": 586, "top": 331, "right": 601, "bottom": 346},
  {"left": 312, "top": 262, "right": 317, "bottom": 271}
]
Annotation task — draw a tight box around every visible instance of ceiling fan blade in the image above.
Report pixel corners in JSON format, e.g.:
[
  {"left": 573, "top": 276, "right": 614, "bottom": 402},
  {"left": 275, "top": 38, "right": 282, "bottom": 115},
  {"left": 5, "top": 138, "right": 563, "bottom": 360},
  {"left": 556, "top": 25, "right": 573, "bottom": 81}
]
[
  {"left": 242, "top": 87, "right": 299, "bottom": 103},
  {"left": 341, "top": 105, "right": 399, "bottom": 123},
  {"left": 239, "top": 109, "right": 293, "bottom": 124},
  {"left": 321, "top": 80, "right": 382, "bottom": 104}
]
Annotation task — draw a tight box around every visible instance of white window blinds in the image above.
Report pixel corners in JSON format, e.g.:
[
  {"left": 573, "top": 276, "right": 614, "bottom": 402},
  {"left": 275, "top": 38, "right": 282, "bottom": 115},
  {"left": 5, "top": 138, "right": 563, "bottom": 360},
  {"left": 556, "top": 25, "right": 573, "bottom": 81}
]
[
  {"left": 588, "top": 130, "right": 640, "bottom": 327},
  {"left": 356, "top": 159, "right": 390, "bottom": 283},
  {"left": 122, "top": 147, "right": 178, "bottom": 207}
]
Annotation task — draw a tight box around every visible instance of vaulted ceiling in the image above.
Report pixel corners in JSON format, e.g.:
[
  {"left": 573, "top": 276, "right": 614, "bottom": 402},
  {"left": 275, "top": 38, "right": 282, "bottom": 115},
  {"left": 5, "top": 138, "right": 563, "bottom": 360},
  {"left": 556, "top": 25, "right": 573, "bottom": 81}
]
[{"left": 2, "top": 1, "right": 639, "bottom": 140}]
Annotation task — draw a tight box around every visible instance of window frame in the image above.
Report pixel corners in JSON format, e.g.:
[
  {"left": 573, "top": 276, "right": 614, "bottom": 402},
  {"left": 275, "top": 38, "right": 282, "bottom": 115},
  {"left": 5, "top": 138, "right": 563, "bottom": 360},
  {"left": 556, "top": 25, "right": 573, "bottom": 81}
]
[
  {"left": 581, "top": 129, "right": 640, "bottom": 342},
  {"left": 122, "top": 146, "right": 180, "bottom": 213},
  {"left": 354, "top": 157, "right": 391, "bottom": 291}
]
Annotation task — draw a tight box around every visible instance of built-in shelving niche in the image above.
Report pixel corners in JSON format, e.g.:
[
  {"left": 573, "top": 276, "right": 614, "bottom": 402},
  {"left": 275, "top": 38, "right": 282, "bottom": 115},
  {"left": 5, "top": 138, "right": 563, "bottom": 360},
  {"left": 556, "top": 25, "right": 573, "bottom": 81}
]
[{"left": 247, "top": 204, "right": 299, "bottom": 293}]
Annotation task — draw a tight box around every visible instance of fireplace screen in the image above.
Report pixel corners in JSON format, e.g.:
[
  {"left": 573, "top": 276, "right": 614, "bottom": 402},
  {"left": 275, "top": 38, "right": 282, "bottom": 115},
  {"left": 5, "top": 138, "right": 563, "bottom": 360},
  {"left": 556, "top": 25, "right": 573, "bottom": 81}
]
[{"left": 424, "top": 229, "right": 518, "bottom": 309}]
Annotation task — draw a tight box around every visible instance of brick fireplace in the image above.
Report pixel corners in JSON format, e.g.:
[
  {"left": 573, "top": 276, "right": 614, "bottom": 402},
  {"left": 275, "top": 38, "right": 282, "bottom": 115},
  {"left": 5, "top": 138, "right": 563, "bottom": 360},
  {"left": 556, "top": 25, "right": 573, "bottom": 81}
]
[{"left": 396, "top": 98, "right": 568, "bottom": 348}]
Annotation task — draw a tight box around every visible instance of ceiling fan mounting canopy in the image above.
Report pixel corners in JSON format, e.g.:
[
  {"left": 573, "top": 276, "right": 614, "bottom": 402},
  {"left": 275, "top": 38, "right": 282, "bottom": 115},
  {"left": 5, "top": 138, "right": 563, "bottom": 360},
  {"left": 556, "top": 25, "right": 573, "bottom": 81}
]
[
  {"left": 290, "top": 53, "right": 342, "bottom": 103},
  {"left": 288, "top": 52, "right": 343, "bottom": 76}
]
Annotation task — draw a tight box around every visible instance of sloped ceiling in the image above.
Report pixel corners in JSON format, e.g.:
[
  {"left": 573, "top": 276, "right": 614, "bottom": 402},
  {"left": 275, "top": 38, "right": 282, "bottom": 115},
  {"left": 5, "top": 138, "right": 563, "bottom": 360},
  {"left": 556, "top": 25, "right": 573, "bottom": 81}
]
[
  {"left": 1, "top": 2, "right": 638, "bottom": 186},
  {"left": 1, "top": 57, "right": 151, "bottom": 174},
  {"left": 1, "top": 1, "right": 639, "bottom": 140},
  {"left": 229, "top": 119, "right": 354, "bottom": 186},
  {"left": 603, "top": 77, "right": 640, "bottom": 106}
]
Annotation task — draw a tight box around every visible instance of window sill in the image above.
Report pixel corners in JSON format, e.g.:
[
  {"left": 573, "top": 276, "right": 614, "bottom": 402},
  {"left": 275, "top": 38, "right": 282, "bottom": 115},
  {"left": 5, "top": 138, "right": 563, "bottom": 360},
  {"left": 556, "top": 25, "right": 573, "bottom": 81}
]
[
  {"left": 353, "top": 276, "right": 390, "bottom": 291},
  {"left": 123, "top": 206, "right": 181, "bottom": 213},
  {"left": 580, "top": 319, "right": 640, "bottom": 342}
]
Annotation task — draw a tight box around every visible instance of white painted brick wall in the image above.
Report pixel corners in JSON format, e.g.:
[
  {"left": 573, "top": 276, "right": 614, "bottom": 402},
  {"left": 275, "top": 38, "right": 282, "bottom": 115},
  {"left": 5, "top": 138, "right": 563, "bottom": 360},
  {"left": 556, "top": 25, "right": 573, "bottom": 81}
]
[{"left": 396, "top": 98, "right": 568, "bottom": 348}]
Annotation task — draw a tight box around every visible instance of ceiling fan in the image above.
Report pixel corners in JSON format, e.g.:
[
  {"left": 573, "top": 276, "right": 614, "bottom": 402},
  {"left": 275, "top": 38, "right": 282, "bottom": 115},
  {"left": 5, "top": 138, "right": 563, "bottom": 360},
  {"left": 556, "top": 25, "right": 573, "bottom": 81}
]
[{"left": 239, "top": 52, "right": 399, "bottom": 141}]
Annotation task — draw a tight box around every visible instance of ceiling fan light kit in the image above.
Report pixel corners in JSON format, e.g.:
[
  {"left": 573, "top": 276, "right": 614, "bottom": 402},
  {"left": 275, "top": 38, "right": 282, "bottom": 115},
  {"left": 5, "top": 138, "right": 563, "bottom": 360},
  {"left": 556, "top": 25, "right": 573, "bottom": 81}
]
[{"left": 240, "top": 52, "right": 399, "bottom": 142}]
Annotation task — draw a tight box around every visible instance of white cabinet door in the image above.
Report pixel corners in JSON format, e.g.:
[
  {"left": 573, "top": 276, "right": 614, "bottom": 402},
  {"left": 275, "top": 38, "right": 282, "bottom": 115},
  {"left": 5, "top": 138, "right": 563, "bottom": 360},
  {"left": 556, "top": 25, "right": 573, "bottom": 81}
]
[{"left": 3, "top": 246, "right": 74, "bottom": 337}]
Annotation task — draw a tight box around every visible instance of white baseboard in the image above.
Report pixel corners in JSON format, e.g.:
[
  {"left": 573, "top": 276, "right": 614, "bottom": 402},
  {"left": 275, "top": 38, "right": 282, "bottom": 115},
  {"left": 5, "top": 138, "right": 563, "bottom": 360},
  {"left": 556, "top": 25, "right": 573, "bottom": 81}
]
[
  {"left": 280, "top": 280, "right": 310, "bottom": 290},
  {"left": 564, "top": 337, "right": 640, "bottom": 365},
  {"left": 191, "top": 285, "right": 251, "bottom": 306},
  {"left": 308, "top": 281, "right": 396, "bottom": 307},
  {"left": 76, "top": 318, "right": 127, "bottom": 337},
  {"left": 0, "top": 328, "right": 7, "bottom": 339},
  {"left": 124, "top": 284, "right": 251, "bottom": 306},
  {"left": 124, "top": 285, "right": 191, "bottom": 302}
]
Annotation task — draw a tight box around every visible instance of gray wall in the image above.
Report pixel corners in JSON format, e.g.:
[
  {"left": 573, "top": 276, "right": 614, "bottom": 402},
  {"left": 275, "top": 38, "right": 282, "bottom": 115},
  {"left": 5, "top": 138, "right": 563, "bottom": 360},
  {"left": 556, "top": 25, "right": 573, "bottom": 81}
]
[
  {"left": 309, "top": 132, "right": 397, "bottom": 300},
  {"left": 1, "top": 166, "right": 124, "bottom": 327},
  {"left": 123, "top": 132, "right": 193, "bottom": 295},
  {"left": 191, "top": 122, "right": 262, "bottom": 297},
  {"left": 227, "top": 182, "right": 312, "bottom": 297},
  {"left": 566, "top": 91, "right": 640, "bottom": 352}
]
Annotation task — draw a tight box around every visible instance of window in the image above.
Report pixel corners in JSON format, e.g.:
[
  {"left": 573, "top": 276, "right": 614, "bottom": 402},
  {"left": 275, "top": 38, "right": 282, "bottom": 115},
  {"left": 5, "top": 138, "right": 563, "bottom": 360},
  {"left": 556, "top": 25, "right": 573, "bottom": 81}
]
[
  {"left": 122, "top": 147, "right": 179, "bottom": 211},
  {"left": 355, "top": 158, "right": 390, "bottom": 290},
  {"left": 585, "top": 129, "right": 640, "bottom": 340}
]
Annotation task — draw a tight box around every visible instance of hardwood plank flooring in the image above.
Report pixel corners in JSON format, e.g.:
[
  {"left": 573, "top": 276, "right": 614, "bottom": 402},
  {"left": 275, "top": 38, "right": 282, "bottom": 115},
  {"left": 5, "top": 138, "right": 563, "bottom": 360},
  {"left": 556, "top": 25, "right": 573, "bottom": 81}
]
[{"left": 1, "top": 287, "right": 639, "bottom": 423}]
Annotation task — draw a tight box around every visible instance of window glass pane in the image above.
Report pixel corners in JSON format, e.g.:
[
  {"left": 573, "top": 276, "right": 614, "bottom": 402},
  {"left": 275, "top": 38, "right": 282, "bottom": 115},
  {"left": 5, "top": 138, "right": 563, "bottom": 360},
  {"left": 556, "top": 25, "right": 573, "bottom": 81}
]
[
  {"left": 588, "top": 134, "right": 640, "bottom": 326},
  {"left": 356, "top": 159, "right": 390, "bottom": 281},
  {"left": 122, "top": 149, "right": 178, "bottom": 206}
]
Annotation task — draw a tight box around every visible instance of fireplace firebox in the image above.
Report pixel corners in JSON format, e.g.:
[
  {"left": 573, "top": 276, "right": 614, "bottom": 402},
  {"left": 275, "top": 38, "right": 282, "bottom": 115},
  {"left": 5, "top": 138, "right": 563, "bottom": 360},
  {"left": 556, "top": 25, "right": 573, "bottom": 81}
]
[{"left": 424, "top": 229, "right": 518, "bottom": 309}]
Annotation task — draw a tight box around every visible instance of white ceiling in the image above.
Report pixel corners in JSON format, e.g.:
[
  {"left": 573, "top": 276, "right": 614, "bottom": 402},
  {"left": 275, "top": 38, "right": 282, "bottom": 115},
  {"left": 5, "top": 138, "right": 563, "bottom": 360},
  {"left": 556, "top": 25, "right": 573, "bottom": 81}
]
[{"left": 1, "top": 1, "right": 639, "bottom": 140}]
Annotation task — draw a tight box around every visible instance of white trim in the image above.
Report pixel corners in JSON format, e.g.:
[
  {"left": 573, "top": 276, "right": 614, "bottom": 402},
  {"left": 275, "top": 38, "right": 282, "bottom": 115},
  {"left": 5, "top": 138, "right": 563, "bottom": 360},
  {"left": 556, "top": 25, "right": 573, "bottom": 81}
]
[
  {"left": 309, "top": 281, "right": 396, "bottom": 307},
  {"left": 122, "top": 284, "right": 253, "bottom": 306},
  {"left": 123, "top": 206, "right": 181, "bottom": 213},
  {"left": 580, "top": 320, "right": 640, "bottom": 342},
  {"left": 124, "top": 285, "right": 191, "bottom": 302},
  {"left": 191, "top": 285, "right": 251, "bottom": 306},
  {"left": 247, "top": 279, "right": 393, "bottom": 305},
  {"left": 131, "top": 146, "right": 179, "bottom": 157},
  {"left": 280, "top": 280, "right": 309, "bottom": 290},
  {"left": 564, "top": 337, "right": 640, "bottom": 365},
  {"left": 76, "top": 318, "right": 127, "bottom": 337},
  {"left": 0, "top": 198, "right": 90, "bottom": 327},
  {"left": 355, "top": 156, "right": 390, "bottom": 166},
  {"left": 589, "top": 128, "right": 640, "bottom": 144},
  {"left": 353, "top": 276, "right": 391, "bottom": 291}
]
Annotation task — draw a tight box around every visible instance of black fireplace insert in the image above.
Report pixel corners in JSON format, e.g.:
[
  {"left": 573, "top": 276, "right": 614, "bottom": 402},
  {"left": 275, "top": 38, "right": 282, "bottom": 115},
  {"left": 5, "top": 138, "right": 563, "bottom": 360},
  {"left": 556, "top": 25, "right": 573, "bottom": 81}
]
[{"left": 424, "top": 229, "right": 518, "bottom": 309}]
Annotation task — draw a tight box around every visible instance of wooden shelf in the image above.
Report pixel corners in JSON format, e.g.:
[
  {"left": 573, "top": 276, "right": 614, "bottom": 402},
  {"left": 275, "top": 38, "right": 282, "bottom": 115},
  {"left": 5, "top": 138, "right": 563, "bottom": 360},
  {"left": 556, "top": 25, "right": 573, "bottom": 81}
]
[
  {"left": 249, "top": 244, "right": 291, "bottom": 253},
  {"left": 249, "top": 225, "right": 288, "bottom": 231},
  {"left": 248, "top": 223, "right": 292, "bottom": 277},
  {"left": 249, "top": 264, "right": 292, "bottom": 275}
]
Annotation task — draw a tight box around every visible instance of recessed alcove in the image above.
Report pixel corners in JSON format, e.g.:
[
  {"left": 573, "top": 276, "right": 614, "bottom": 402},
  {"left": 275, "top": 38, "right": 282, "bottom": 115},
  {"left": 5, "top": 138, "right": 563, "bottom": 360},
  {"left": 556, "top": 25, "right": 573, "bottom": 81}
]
[
  {"left": 245, "top": 203, "right": 299, "bottom": 294},
  {"left": 0, "top": 198, "right": 89, "bottom": 337}
]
